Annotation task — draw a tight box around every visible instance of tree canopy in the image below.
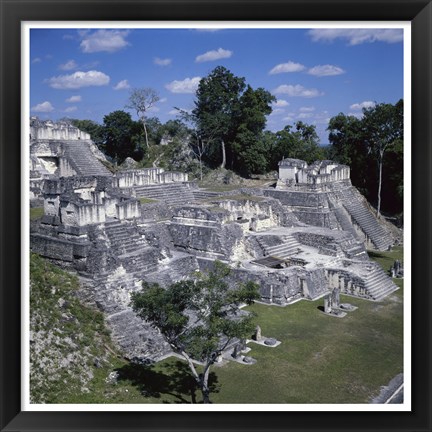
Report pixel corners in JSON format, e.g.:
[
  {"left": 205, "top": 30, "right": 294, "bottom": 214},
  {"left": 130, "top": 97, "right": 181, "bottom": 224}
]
[
  {"left": 327, "top": 99, "right": 403, "bottom": 216},
  {"left": 102, "top": 110, "right": 143, "bottom": 165},
  {"left": 191, "top": 66, "right": 275, "bottom": 174},
  {"left": 131, "top": 261, "right": 260, "bottom": 403}
]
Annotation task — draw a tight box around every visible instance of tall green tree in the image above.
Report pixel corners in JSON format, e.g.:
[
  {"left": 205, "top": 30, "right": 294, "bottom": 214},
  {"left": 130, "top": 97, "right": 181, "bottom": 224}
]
[
  {"left": 362, "top": 100, "right": 403, "bottom": 218},
  {"left": 131, "top": 261, "right": 260, "bottom": 404},
  {"left": 189, "top": 67, "right": 275, "bottom": 175},
  {"left": 231, "top": 86, "right": 275, "bottom": 175},
  {"left": 327, "top": 100, "right": 403, "bottom": 216},
  {"left": 102, "top": 110, "right": 142, "bottom": 165},
  {"left": 192, "top": 66, "right": 246, "bottom": 169}
]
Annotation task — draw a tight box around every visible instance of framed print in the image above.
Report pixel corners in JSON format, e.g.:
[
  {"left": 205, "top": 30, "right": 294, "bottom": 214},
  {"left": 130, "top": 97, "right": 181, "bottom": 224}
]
[{"left": 1, "top": 0, "right": 431, "bottom": 431}]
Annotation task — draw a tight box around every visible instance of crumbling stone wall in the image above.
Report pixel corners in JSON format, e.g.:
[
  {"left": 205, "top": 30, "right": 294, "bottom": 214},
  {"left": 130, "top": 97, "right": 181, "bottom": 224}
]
[{"left": 30, "top": 118, "right": 91, "bottom": 141}]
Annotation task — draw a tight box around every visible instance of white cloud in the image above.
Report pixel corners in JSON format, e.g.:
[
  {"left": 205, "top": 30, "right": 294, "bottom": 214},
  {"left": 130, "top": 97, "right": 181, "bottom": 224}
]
[
  {"left": 154, "top": 57, "right": 172, "bottom": 66},
  {"left": 47, "top": 70, "right": 110, "bottom": 89},
  {"left": 64, "top": 106, "right": 78, "bottom": 113},
  {"left": 195, "top": 48, "right": 232, "bottom": 63},
  {"left": 308, "top": 29, "right": 403, "bottom": 45},
  {"left": 308, "top": 64, "right": 345, "bottom": 77},
  {"left": 159, "top": 97, "right": 167, "bottom": 103},
  {"left": 313, "top": 111, "right": 331, "bottom": 125},
  {"left": 78, "top": 29, "right": 90, "bottom": 38},
  {"left": 59, "top": 59, "right": 78, "bottom": 70},
  {"left": 350, "top": 100, "right": 376, "bottom": 110},
  {"left": 166, "top": 77, "right": 201, "bottom": 94},
  {"left": 32, "top": 57, "right": 42, "bottom": 64},
  {"left": 66, "top": 95, "right": 81, "bottom": 103},
  {"left": 31, "top": 101, "right": 54, "bottom": 112},
  {"left": 269, "top": 61, "right": 305, "bottom": 75},
  {"left": 113, "top": 79, "right": 130, "bottom": 90},
  {"left": 282, "top": 115, "right": 295, "bottom": 122},
  {"left": 298, "top": 112, "right": 314, "bottom": 119},
  {"left": 273, "top": 99, "right": 290, "bottom": 107},
  {"left": 273, "top": 84, "right": 323, "bottom": 98},
  {"left": 80, "top": 30, "right": 130, "bottom": 53},
  {"left": 299, "top": 106, "right": 315, "bottom": 112},
  {"left": 270, "top": 108, "right": 285, "bottom": 116}
]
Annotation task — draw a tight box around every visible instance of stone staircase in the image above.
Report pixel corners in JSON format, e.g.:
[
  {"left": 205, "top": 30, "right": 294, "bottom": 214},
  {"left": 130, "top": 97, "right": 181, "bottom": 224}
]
[
  {"left": 61, "top": 140, "right": 111, "bottom": 176},
  {"left": 118, "top": 248, "right": 160, "bottom": 277},
  {"left": 134, "top": 183, "right": 195, "bottom": 205},
  {"left": 104, "top": 220, "right": 160, "bottom": 277},
  {"left": 193, "top": 189, "right": 223, "bottom": 201},
  {"left": 332, "top": 205, "right": 359, "bottom": 237},
  {"left": 104, "top": 220, "right": 148, "bottom": 255},
  {"left": 256, "top": 235, "right": 302, "bottom": 259},
  {"left": 339, "top": 188, "right": 393, "bottom": 251},
  {"left": 106, "top": 309, "right": 171, "bottom": 360},
  {"left": 361, "top": 262, "right": 399, "bottom": 301}
]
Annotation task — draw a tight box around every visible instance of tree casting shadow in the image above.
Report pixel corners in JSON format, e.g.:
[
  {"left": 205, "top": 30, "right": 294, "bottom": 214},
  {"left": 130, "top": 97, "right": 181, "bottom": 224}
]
[{"left": 115, "top": 359, "right": 220, "bottom": 404}]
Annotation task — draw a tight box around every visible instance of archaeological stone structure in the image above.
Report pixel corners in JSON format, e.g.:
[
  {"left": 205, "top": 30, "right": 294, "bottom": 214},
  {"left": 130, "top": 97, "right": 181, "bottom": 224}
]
[{"left": 29, "top": 121, "right": 401, "bottom": 362}]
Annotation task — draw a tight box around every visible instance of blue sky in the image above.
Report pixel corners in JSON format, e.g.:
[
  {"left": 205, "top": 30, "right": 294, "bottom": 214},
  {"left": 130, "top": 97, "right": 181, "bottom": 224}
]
[{"left": 29, "top": 26, "right": 405, "bottom": 144}]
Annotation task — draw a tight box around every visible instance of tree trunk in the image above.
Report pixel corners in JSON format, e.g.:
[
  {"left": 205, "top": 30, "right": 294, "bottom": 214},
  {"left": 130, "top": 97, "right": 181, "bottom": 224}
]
[
  {"left": 200, "top": 367, "right": 212, "bottom": 404},
  {"left": 199, "top": 156, "right": 203, "bottom": 181},
  {"left": 220, "top": 139, "right": 226, "bottom": 169},
  {"left": 377, "top": 150, "right": 383, "bottom": 219},
  {"left": 143, "top": 120, "right": 149, "bottom": 149}
]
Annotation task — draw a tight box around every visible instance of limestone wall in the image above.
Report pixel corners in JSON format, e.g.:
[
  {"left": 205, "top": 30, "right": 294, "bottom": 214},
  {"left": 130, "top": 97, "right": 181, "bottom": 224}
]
[
  {"left": 30, "top": 119, "right": 91, "bottom": 141},
  {"left": 31, "top": 233, "right": 90, "bottom": 262},
  {"left": 278, "top": 159, "right": 350, "bottom": 187},
  {"left": 116, "top": 200, "right": 140, "bottom": 220},
  {"left": 168, "top": 219, "right": 244, "bottom": 260},
  {"left": 157, "top": 171, "right": 188, "bottom": 183},
  {"left": 115, "top": 170, "right": 151, "bottom": 188},
  {"left": 59, "top": 201, "right": 106, "bottom": 227},
  {"left": 58, "top": 157, "right": 78, "bottom": 177}
]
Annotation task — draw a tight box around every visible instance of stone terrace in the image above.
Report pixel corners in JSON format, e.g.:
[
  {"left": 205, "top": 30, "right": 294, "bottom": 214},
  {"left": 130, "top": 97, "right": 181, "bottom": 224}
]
[{"left": 134, "top": 183, "right": 196, "bottom": 206}]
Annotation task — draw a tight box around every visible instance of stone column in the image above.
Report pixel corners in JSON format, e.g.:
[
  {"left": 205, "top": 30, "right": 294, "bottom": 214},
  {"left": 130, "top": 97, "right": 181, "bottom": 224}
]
[
  {"left": 324, "top": 294, "right": 332, "bottom": 314},
  {"left": 331, "top": 288, "right": 340, "bottom": 308},
  {"left": 253, "top": 325, "right": 262, "bottom": 341}
]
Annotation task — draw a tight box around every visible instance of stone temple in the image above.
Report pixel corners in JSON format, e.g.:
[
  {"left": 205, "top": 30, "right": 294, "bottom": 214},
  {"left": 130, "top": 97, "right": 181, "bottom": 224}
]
[{"left": 30, "top": 120, "right": 401, "bottom": 361}]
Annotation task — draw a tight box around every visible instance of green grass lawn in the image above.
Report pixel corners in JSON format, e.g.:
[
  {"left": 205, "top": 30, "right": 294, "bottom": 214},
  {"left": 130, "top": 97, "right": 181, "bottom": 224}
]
[
  {"left": 139, "top": 197, "right": 158, "bottom": 204},
  {"left": 33, "top": 247, "right": 403, "bottom": 404},
  {"left": 30, "top": 207, "right": 44, "bottom": 220}
]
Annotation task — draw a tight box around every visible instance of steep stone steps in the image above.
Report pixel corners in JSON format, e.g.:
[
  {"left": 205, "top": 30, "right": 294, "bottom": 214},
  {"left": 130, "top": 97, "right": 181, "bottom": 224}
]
[
  {"left": 362, "top": 263, "right": 399, "bottom": 300},
  {"left": 339, "top": 188, "right": 393, "bottom": 250},
  {"left": 104, "top": 220, "right": 148, "bottom": 256},
  {"left": 333, "top": 205, "right": 359, "bottom": 237},
  {"left": 106, "top": 310, "right": 170, "bottom": 360},
  {"left": 118, "top": 249, "right": 160, "bottom": 277},
  {"left": 134, "top": 183, "right": 195, "bottom": 205},
  {"left": 61, "top": 140, "right": 111, "bottom": 176}
]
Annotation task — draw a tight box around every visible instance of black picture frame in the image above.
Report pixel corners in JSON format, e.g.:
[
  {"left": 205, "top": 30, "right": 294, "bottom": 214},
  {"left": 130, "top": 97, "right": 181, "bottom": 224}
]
[{"left": 1, "top": 0, "right": 431, "bottom": 431}]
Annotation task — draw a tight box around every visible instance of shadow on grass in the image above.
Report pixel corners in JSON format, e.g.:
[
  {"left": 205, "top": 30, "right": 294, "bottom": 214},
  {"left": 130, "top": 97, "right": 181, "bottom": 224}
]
[
  {"left": 367, "top": 250, "right": 386, "bottom": 259},
  {"left": 115, "top": 359, "right": 220, "bottom": 404}
]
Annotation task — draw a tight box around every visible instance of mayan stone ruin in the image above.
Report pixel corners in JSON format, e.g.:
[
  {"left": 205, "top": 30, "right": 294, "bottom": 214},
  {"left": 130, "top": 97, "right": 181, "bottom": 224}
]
[{"left": 30, "top": 120, "right": 401, "bottom": 362}]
